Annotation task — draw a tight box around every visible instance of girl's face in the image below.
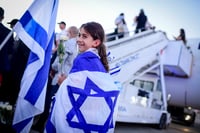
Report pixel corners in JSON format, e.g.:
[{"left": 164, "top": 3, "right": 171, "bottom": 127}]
[{"left": 77, "top": 27, "right": 100, "bottom": 52}]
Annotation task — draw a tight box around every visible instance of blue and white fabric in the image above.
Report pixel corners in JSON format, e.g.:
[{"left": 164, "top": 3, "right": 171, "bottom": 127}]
[
  {"left": 12, "top": 0, "right": 59, "bottom": 132},
  {"left": 45, "top": 50, "right": 120, "bottom": 133}
]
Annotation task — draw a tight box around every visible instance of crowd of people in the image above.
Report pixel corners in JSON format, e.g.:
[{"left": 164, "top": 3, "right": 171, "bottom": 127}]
[
  {"left": 107, "top": 9, "right": 156, "bottom": 42},
  {"left": 112, "top": 9, "right": 186, "bottom": 45},
  {"left": 0, "top": 6, "right": 188, "bottom": 132}
]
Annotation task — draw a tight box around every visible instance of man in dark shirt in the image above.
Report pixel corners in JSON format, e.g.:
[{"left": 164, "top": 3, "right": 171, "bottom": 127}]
[
  {"left": 0, "top": 7, "right": 14, "bottom": 103},
  {"left": 7, "top": 18, "right": 30, "bottom": 105}
]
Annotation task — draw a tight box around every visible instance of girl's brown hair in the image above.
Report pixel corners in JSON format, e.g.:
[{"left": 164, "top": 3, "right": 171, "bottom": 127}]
[{"left": 80, "top": 22, "right": 109, "bottom": 72}]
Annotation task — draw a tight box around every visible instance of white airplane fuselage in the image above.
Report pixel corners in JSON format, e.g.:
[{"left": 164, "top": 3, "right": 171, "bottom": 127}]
[{"left": 164, "top": 39, "right": 200, "bottom": 110}]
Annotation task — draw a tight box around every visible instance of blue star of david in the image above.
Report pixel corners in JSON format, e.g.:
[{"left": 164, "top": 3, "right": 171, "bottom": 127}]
[{"left": 66, "top": 77, "right": 119, "bottom": 133}]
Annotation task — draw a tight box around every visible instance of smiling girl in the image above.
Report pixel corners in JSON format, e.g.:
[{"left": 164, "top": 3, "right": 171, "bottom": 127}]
[{"left": 45, "top": 22, "right": 120, "bottom": 133}]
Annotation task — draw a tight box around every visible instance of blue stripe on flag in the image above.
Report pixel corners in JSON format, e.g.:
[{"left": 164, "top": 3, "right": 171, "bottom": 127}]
[
  {"left": 25, "top": 34, "right": 54, "bottom": 104},
  {"left": 12, "top": 117, "right": 32, "bottom": 133},
  {"left": 20, "top": 11, "right": 47, "bottom": 50},
  {"left": 45, "top": 99, "right": 56, "bottom": 133},
  {"left": 27, "top": 53, "right": 39, "bottom": 65}
]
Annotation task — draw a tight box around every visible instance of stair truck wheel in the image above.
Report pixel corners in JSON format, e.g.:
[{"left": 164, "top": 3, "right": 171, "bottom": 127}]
[{"left": 157, "top": 113, "right": 167, "bottom": 129}]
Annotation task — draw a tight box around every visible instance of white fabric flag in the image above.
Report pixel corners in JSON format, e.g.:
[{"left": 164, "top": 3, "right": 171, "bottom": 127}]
[
  {"left": 12, "top": 0, "right": 59, "bottom": 132},
  {"left": 45, "top": 51, "right": 120, "bottom": 133}
]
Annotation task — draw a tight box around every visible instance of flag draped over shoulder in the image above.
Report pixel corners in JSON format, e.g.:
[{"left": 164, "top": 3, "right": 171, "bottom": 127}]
[
  {"left": 12, "top": 0, "right": 59, "bottom": 132},
  {"left": 45, "top": 51, "right": 120, "bottom": 133}
]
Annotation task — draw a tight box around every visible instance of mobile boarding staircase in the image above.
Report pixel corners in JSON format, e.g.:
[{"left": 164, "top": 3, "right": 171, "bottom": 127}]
[{"left": 105, "top": 30, "right": 171, "bottom": 128}]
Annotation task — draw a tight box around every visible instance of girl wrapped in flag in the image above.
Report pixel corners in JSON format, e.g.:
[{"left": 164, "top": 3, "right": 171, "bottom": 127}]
[{"left": 45, "top": 22, "right": 120, "bottom": 133}]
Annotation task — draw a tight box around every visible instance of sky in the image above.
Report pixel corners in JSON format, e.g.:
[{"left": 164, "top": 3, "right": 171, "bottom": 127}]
[{"left": 1, "top": 0, "right": 200, "bottom": 39}]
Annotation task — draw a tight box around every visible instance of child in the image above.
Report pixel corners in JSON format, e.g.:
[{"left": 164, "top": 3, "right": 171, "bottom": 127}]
[{"left": 45, "top": 22, "right": 120, "bottom": 133}]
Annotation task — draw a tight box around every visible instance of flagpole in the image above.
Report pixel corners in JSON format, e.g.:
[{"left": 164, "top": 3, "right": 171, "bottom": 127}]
[{"left": 0, "top": 30, "right": 14, "bottom": 51}]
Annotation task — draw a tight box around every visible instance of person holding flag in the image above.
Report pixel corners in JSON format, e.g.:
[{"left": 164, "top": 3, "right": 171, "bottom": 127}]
[
  {"left": 45, "top": 22, "right": 120, "bottom": 133},
  {"left": 11, "top": 0, "right": 59, "bottom": 132}
]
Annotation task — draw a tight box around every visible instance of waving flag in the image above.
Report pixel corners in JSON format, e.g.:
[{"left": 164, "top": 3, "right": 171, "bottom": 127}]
[
  {"left": 12, "top": 0, "right": 59, "bottom": 132},
  {"left": 45, "top": 51, "right": 120, "bottom": 133}
]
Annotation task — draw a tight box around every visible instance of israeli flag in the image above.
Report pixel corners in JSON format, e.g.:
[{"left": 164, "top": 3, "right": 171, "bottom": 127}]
[
  {"left": 12, "top": 0, "right": 59, "bottom": 132},
  {"left": 45, "top": 51, "right": 120, "bottom": 133}
]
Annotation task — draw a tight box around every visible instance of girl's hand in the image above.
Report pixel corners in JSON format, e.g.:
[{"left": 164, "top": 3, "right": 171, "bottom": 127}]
[{"left": 58, "top": 74, "right": 67, "bottom": 85}]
